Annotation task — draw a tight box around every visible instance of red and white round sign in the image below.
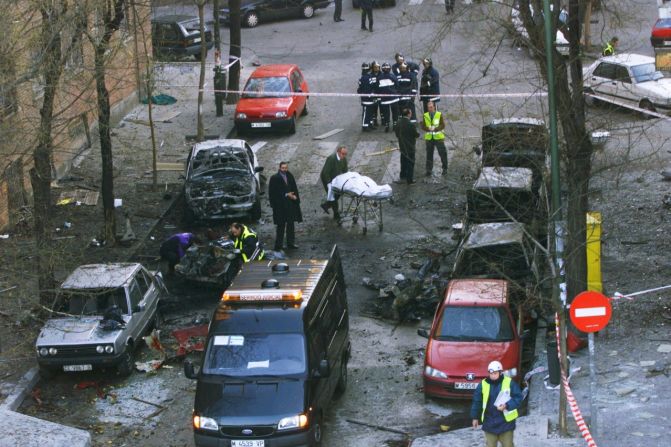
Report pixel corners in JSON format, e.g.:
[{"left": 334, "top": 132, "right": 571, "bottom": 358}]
[{"left": 570, "top": 291, "right": 612, "bottom": 333}]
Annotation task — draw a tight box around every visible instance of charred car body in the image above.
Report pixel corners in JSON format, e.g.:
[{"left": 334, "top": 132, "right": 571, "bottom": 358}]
[
  {"left": 175, "top": 237, "right": 240, "bottom": 289},
  {"left": 35, "top": 263, "right": 165, "bottom": 377},
  {"left": 184, "top": 139, "right": 264, "bottom": 222}
]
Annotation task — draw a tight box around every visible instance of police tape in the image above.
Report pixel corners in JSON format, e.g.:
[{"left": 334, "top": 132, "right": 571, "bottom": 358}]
[
  {"left": 554, "top": 313, "right": 598, "bottom": 447},
  {"left": 612, "top": 283, "right": 671, "bottom": 300}
]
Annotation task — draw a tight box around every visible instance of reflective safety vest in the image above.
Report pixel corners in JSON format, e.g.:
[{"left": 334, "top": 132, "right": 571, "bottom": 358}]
[
  {"left": 423, "top": 112, "right": 445, "bottom": 140},
  {"left": 480, "top": 376, "right": 519, "bottom": 423},
  {"left": 602, "top": 42, "right": 614, "bottom": 56},
  {"left": 234, "top": 225, "right": 265, "bottom": 262}
]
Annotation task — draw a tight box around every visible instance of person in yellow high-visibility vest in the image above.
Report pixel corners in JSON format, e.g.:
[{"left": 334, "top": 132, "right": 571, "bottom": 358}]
[
  {"left": 420, "top": 100, "right": 448, "bottom": 177},
  {"left": 229, "top": 222, "right": 265, "bottom": 263},
  {"left": 470, "top": 360, "right": 523, "bottom": 447}
]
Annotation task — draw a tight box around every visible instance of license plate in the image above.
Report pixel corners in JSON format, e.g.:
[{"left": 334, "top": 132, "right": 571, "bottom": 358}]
[
  {"left": 193, "top": 37, "right": 201, "bottom": 43},
  {"left": 63, "top": 364, "right": 92, "bottom": 372},
  {"left": 455, "top": 382, "right": 478, "bottom": 390},
  {"left": 251, "top": 122, "right": 271, "bottom": 128},
  {"left": 231, "top": 441, "right": 264, "bottom": 447},
  {"left": 665, "top": 40, "right": 671, "bottom": 46}
]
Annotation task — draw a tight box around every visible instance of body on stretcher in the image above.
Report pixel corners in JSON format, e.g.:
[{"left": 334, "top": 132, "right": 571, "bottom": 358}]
[{"left": 327, "top": 172, "right": 393, "bottom": 234}]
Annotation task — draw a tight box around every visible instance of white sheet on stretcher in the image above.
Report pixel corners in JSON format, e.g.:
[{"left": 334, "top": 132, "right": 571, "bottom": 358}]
[{"left": 328, "top": 172, "right": 393, "bottom": 201}]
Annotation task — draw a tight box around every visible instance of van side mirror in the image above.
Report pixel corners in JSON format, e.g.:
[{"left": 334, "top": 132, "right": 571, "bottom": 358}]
[
  {"left": 417, "top": 328, "right": 430, "bottom": 339},
  {"left": 184, "top": 360, "right": 199, "bottom": 379},
  {"left": 313, "top": 359, "right": 330, "bottom": 378}
]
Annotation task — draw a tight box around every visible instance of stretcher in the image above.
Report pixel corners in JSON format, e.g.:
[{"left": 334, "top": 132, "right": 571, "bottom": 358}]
[{"left": 328, "top": 172, "right": 393, "bottom": 234}]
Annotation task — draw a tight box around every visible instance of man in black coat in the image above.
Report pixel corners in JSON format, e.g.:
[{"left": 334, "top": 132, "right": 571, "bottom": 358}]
[
  {"left": 394, "top": 108, "right": 419, "bottom": 184},
  {"left": 360, "top": 0, "right": 373, "bottom": 32},
  {"left": 268, "top": 162, "right": 302, "bottom": 250}
]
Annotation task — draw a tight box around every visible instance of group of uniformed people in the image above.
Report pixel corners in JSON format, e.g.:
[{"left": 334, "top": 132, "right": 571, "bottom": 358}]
[{"left": 357, "top": 54, "right": 441, "bottom": 133}]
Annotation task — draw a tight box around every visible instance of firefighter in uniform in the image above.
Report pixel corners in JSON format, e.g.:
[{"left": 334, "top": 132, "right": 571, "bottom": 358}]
[
  {"left": 369, "top": 61, "right": 382, "bottom": 128},
  {"left": 419, "top": 57, "right": 440, "bottom": 114},
  {"left": 392, "top": 53, "right": 420, "bottom": 77},
  {"left": 470, "top": 360, "right": 523, "bottom": 447},
  {"left": 229, "top": 222, "right": 265, "bottom": 263},
  {"left": 357, "top": 62, "right": 376, "bottom": 131},
  {"left": 378, "top": 63, "right": 399, "bottom": 132},
  {"left": 396, "top": 62, "right": 418, "bottom": 123}
]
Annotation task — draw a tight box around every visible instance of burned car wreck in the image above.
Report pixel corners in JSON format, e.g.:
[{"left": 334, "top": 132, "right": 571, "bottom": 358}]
[
  {"left": 184, "top": 139, "right": 264, "bottom": 222},
  {"left": 175, "top": 237, "right": 239, "bottom": 289}
]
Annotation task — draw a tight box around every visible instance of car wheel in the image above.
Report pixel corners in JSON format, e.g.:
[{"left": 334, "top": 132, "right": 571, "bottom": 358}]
[
  {"left": 288, "top": 115, "right": 296, "bottom": 135},
  {"left": 301, "top": 97, "right": 309, "bottom": 116},
  {"left": 250, "top": 197, "right": 262, "bottom": 221},
  {"left": 116, "top": 349, "right": 134, "bottom": 376},
  {"left": 334, "top": 358, "right": 348, "bottom": 397},
  {"left": 302, "top": 4, "right": 315, "bottom": 18},
  {"left": 583, "top": 87, "right": 597, "bottom": 106},
  {"left": 193, "top": 50, "right": 207, "bottom": 61},
  {"left": 311, "top": 413, "right": 323, "bottom": 446},
  {"left": 244, "top": 11, "right": 259, "bottom": 28},
  {"left": 639, "top": 99, "right": 656, "bottom": 118}
]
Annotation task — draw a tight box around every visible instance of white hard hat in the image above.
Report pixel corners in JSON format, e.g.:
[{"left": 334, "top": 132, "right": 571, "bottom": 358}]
[{"left": 488, "top": 361, "right": 503, "bottom": 372}]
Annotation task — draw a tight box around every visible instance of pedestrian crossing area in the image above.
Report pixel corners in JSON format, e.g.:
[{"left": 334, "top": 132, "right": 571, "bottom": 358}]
[{"left": 251, "top": 138, "right": 443, "bottom": 187}]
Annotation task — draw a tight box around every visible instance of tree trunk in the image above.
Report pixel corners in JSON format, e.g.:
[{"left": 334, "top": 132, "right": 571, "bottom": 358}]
[
  {"left": 226, "top": 0, "right": 241, "bottom": 104},
  {"left": 213, "top": 0, "right": 221, "bottom": 52},
  {"left": 196, "top": 1, "right": 206, "bottom": 141}
]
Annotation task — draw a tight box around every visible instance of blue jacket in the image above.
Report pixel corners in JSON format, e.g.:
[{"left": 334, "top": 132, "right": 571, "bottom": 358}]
[
  {"left": 419, "top": 66, "right": 440, "bottom": 100},
  {"left": 470, "top": 376, "right": 523, "bottom": 435},
  {"left": 357, "top": 72, "right": 377, "bottom": 104}
]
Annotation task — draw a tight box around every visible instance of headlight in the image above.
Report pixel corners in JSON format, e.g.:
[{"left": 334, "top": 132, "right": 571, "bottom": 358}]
[
  {"left": 236, "top": 112, "right": 247, "bottom": 119},
  {"left": 105, "top": 345, "right": 114, "bottom": 354},
  {"left": 503, "top": 368, "right": 518, "bottom": 378},
  {"left": 277, "top": 414, "right": 308, "bottom": 431},
  {"left": 193, "top": 415, "right": 218, "bottom": 431},
  {"left": 424, "top": 365, "right": 448, "bottom": 379},
  {"left": 96, "top": 345, "right": 104, "bottom": 354},
  {"left": 39, "top": 347, "right": 49, "bottom": 357},
  {"left": 275, "top": 111, "right": 287, "bottom": 118},
  {"left": 48, "top": 347, "right": 58, "bottom": 355}
]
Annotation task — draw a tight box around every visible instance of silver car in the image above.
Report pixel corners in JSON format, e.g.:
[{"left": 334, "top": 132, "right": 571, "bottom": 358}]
[{"left": 35, "top": 263, "right": 166, "bottom": 377}]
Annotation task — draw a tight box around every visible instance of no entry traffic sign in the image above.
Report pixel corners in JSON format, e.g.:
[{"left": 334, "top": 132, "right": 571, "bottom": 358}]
[{"left": 570, "top": 291, "right": 612, "bottom": 333}]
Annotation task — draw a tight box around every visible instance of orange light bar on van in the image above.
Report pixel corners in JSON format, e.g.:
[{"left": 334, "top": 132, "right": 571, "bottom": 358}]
[{"left": 221, "top": 289, "right": 303, "bottom": 303}]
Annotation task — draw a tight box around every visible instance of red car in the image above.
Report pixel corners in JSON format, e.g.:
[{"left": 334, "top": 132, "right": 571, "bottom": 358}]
[
  {"left": 235, "top": 64, "right": 309, "bottom": 135},
  {"left": 651, "top": 18, "right": 671, "bottom": 47},
  {"left": 418, "top": 279, "right": 524, "bottom": 399}
]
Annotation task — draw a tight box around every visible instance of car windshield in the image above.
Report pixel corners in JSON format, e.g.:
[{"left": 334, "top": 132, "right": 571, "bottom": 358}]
[
  {"left": 242, "top": 76, "right": 291, "bottom": 98},
  {"left": 202, "top": 333, "right": 306, "bottom": 376},
  {"left": 657, "top": 18, "right": 671, "bottom": 29},
  {"left": 191, "top": 147, "right": 249, "bottom": 177},
  {"left": 61, "top": 288, "right": 129, "bottom": 316},
  {"left": 435, "top": 306, "right": 515, "bottom": 341},
  {"left": 631, "top": 63, "right": 664, "bottom": 83}
]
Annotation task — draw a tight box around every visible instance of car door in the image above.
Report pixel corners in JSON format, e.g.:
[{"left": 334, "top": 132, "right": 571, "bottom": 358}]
[
  {"left": 267, "top": 0, "right": 289, "bottom": 19},
  {"left": 589, "top": 62, "right": 618, "bottom": 103},
  {"left": 612, "top": 64, "right": 637, "bottom": 104},
  {"left": 127, "top": 276, "right": 147, "bottom": 338},
  {"left": 287, "top": 0, "right": 304, "bottom": 17},
  {"left": 290, "top": 69, "right": 307, "bottom": 114}
]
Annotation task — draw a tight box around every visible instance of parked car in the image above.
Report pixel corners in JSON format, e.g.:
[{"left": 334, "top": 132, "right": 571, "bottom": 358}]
[
  {"left": 583, "top": 53, "right": 671, "bottom": 114},
  {"left": 151, "top": 15, "right": 213, "bottom": 60},
  {"left": 651, "top": 17, "right": 671, "bottom": 48},
  {"left": 467, "top": 167, "right": 537, "bottom": 224},
  {"left": 353, "top": 0, "right": 396, "bottom": 8},
  {"left": 418, "top": 279, "right": 525, "bottom": 399},
  {"left": 219, "top": 0, "right": 330, "bottom": 28},
  {"left": 510, "top": 2, "right": 569, "bottom": 57},
  {"left": 184, "top": 139, "right": 264, "bottom": 222},
  {"left": 235, "top": 64, "right": 309, "bottom": 135},
  {"left": 35, "top": 263, "right": 166, "bottom": 377}
]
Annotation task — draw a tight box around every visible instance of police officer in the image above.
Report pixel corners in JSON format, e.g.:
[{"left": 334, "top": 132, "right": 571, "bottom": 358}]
[
  {"left": 396, "top": 62, "right": 418, "bottom": 123},
  {"left": 369, "top": 61, "right": 382, "bottom": 128},
  {"left": 419, "top": 57, "right": 440, "bottom": 114},
  {"left": 602, "top": 36, "right": 618, "bottom": 56},
  {"left": 357, "top": 62, "right": 376, "bottom": 131},
  {"left": 391, "top": 53, "right": 420, "bottom": 77},
  {"left": 378, "top": 62, "right": 399, "bottom": 132},
  {"left": 229, "top": 222, "right": 265, "bottom": 263},
  {"left": 420, "top": 100, "right": 448, "bottom": 177}
]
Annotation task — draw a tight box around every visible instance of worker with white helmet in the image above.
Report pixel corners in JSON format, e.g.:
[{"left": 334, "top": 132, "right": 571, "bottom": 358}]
[{"left": 470, "top": 360, "right": 523, "bottom": 447}]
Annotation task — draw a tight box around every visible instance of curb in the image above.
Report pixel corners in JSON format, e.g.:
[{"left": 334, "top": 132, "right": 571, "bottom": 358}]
[{"left": 0, "top": 367, "right": 39, "bottom": 412}]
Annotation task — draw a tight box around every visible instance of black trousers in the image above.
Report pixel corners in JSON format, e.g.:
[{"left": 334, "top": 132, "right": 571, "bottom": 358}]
[
  {"left": 400, "top": 146, "right": 416, "bottom": 182},
  {"left": 425, "top": 139, "right": 448, "bottom": 175},
  {"left": 445, "top": 0, "right": 454, "bottom": 12},
  {"left": 334, "top": 0, "right": 342, "bottom": 20},
  {"left": 361, "top": 102, "right": 375, "bottom": 128},
  {"left": 361, "top": 8, "right": 373, "bottom": 30},
  {"left": 274, "top": 220, "right": 295, "bottom": 250},
  {"left": 380, "top": 101, "right": 399, "bottom": 127}
]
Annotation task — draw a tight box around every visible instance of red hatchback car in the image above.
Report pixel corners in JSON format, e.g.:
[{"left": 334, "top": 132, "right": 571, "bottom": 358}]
[
  {"left": 418, "top": 279, "right": 524, "bottom": 399},
  {"left": 235, "top": 64, "right": 309, "bottom": 135},
  {"left": 651, "top": 18, "right": 671, "bottom": 47}
]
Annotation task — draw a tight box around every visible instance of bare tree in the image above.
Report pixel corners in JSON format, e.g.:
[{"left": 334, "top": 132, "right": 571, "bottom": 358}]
[
  {"left": 195, "top": 0, "right": 208, "bottom": 141},
  {"left": 226, "top": 0, "right": 241, "bottom": 104}
]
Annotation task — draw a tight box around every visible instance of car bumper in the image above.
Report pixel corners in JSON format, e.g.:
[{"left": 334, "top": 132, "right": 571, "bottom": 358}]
[
  {"left": 235, "top": 117, "right": 294, "bottom": 133},
  {"left": 188, "top": 201, "right": 255, "bottom": 220},
  {"left": 160, "top": 42, "right": 214, "bottom": 56},
  {"left": 194, "top": 427, "right": 314, "bottom": 447},
  {"left": 651, "top": 37, "right": 671, "bottom": 47},
  {"left": 37, "top": 351, "right": 125, "bottom": 369},
  {"left": 423, "top": 376, "right": 478, "bottom": 400}
]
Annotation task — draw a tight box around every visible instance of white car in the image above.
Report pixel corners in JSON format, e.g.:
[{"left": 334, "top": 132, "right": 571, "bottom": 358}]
[
  {"left": 583, "top": 53, "right": 671, "bottom": 114},
  {"left": 511, "top": 3, "right": 569, "bottom": 57}
]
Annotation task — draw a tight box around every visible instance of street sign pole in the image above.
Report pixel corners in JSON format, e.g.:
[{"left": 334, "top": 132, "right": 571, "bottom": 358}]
[{"left": 588, "top": 332, "right": 597, "bottom": 437}]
